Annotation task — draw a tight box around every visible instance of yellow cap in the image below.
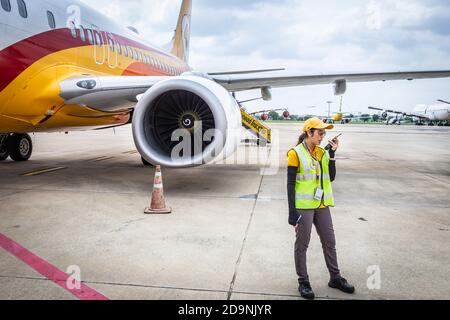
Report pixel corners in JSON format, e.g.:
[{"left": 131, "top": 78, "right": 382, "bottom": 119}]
[{"left": 303, "top": 117, "right": 334, "bottom": 132}]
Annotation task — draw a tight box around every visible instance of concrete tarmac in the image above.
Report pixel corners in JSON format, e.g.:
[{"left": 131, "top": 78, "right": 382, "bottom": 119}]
[{"left": 0, "top": 123, "right": 449, "bottom": 300}]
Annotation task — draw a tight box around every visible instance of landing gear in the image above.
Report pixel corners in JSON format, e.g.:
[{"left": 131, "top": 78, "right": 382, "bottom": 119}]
[
  {"left": 6, "top": 133, "right": 33, "bottom": 161},
  {"left": 0, "top": 134, "right": 9, "bottom": 161}
]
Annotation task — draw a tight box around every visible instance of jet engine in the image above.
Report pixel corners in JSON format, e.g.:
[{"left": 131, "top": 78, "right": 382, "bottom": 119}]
[{"left": 132, "top": 76, "right": 242, "bottom": 168}]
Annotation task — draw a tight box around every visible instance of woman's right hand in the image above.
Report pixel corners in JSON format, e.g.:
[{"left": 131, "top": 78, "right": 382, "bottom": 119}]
[
  {"left": 295, "top": 224, "right": 300, "bottom": 233},
  {"left": 328, "top": 138, "right": 340, "bottom": 152}
]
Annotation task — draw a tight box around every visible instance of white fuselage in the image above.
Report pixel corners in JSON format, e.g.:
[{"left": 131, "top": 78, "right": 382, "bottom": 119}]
[{"left": 412, "top": 104, "right": 450, "bottom": 121}]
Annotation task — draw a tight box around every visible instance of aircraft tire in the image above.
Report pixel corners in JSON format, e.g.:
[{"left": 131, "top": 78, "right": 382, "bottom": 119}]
[
  {"left": 0, "top": 136, "right": 9, "bottom": 161},
  {"left": 0, "top": 150, "right": 8, "bottom": 161},
  {"left": 7, "top": 134, "right": 33, "bottom": 162}
]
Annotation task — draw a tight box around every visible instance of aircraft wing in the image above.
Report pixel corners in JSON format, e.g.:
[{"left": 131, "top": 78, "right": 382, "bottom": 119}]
[
  {"left": 211, "top": 70, "right": 450, "bottom": 92},
  {"left": 60, "top": 70, "right": 450, "bottom": 112},
  {"left": 368, "top": 106, "right": 428, "bottom": 120},
  {"left": 368, "top": 106, "right": 407, "bottom": 115}
]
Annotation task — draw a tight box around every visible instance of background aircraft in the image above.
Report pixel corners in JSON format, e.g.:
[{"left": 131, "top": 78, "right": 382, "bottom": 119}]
[
  {"left": 1, "top": 0, "right": 450, "bottom": 166},
  {"left": 321, "top": 97, "right": 371, "bottom": 124},
  {"left": 369, "top": 100, "right": 450, "bottom": 126},
  {"left": 247, "top": 109, "right": 290, "bottom": 121}
]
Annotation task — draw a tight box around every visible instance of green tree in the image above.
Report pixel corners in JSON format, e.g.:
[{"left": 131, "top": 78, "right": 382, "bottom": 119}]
[
  {"left": 361, "top": 114, "right": 371, "bottom": 122},
  {"left": 372, "top": 114, "right": 380, "bottom": 122},
  {"left": 268, "top": 111, "right": 281, "bottom": 120}
]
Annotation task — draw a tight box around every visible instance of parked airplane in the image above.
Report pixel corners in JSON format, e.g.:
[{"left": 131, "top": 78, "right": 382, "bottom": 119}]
[
  {"left": 1, "top": 0, "right": 450, "bottom": 166},
  {"left": 369, "top": 100, "right": 450, "bottom": 126},
  {"left": 248, "top": 109, "right": 290, "bottom": 121},
  {"left": 321, "top": 97, "right": 370, "bottom": 124}
]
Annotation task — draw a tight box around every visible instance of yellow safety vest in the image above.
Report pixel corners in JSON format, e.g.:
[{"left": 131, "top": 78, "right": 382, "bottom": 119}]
[{"left": 292, "top": 143, "right": 335, "bottom": 209}]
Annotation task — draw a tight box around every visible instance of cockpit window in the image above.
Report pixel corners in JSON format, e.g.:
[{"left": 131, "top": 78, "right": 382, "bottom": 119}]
[
  {"left": 17, "top": 0, "right": 27, "bottom": 18},
  {"left": 1, "top": 0, "right": 11, "bottom": 12},
  {"left": 47, "top": 11, "right": 56, "bottom": 29}
]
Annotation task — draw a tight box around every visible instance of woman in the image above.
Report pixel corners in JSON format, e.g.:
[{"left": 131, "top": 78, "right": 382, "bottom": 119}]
[{"left": 287, "top": 117, "right": 355, "bottom": 300}]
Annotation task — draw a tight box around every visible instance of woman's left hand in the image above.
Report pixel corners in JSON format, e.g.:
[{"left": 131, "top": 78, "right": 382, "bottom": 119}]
[{"left": 328, "top": 138, "right": 340, "bottom": 151}]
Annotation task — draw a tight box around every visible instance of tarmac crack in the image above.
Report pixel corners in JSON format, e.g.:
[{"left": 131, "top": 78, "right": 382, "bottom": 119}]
[
  {"left": 108, "top": 218, "right": 146, "bottom": 233},
  {"left": 0, "top": 182, "right": 57, "bottom": 200},
  {"left": 0, "top": 275, "right": 366, "bottom": 300},
  {"left": 226, "top": 147, "right": 272, "bottom": 301}
]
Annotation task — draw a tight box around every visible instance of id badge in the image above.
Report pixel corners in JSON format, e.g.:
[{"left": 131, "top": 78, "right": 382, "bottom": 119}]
[{"left": 314, "top": 188, "right": 324, "bottom": 201}]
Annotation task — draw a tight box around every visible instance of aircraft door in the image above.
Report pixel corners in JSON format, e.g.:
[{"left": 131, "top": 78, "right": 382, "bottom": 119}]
[
  {"left": 106, "top": 33, "right": 118, "bottom": 69},
  {"left": 92, "top": 25, "right": 105, "bottom": 65}
]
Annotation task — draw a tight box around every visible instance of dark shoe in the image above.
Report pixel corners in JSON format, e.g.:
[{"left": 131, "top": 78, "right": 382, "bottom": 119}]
[
  {"left": 328, "top": 277, "right": 355, "bottom": 294},
  {"left": 299, "top": 282, "right": 315, "bottom": 300}
]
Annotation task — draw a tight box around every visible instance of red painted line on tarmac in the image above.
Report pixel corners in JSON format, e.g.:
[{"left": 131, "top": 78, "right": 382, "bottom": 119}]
[{"left": 0, "top": 233, "right": 108, "bottom": 300}]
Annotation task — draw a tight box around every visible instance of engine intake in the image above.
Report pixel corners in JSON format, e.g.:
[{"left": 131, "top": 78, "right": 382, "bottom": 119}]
[{"left": 132, "top": 76, "right": 242, "bottom": 168}]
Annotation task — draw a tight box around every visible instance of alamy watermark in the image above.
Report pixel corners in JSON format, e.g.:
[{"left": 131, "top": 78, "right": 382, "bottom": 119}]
[
  {"left": 367, "top": 265, "right": 382, "bottom": 290},
  {"left": 168, "top": 124, "right": 281, "bottom": 175},
  {"left": 66, "top": 265, "right": 82, "bottom": 290}
]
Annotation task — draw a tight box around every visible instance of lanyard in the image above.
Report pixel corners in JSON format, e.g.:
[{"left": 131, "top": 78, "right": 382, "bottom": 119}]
[{"left": 303, "top": 142, "right": 321, "bottom": 179}]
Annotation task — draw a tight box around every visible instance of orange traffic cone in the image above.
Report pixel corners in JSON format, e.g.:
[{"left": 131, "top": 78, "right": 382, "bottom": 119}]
[{"left": 144, "top": 165, "right": 172, "bottom": 214}]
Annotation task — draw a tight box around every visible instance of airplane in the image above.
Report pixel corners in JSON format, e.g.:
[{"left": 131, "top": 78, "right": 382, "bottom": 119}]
[
  {"left": 321, "top": 97, "right": 370, "bottom": 124},
  {"left": 1, "top": 0, "right": 450, "bottom": 166},
  {"left": 369, "top": 100, "right": 450, "bottom": 126},
  {"left": 248, "top": 109, "right": 290, "bottom": 121}
]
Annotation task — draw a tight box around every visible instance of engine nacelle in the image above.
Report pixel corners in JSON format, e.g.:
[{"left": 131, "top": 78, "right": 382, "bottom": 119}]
[
  {"left": 334, "top": 80, "right": 347, "bottom": 95},
  {"left": 132, "top": 76, "right": 242, "bottom": 168}
]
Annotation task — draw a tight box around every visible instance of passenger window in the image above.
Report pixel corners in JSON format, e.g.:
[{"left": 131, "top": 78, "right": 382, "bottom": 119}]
[
  {"left": 17, "top": 0, "right": 27, "bottom": 18},
  {"left": 47, "top": 11, "right": 56, "bottom": 29},
  {"left": 139, "top": 51, "right": 143, "bottom": 62},
  {"left": 108, "top": 36, "right": 114, "bottom": 52},
  {"left": 86, "top": 29, "right": 94, "bottom": 44},
  {"left": 80, "top": 26, "right": 86, "bottom": 42},
  {"left": 116, "top": 42, "right": 122, "bottom": 55},
  {"left": 133, "top": 49, "right": 138, "bottom": 60},
  {"left": 94, "top": 31, "right": 102, "bottom": 45},
  {"left": 69, "top": 21, "right": 77, "bottom": 38},
  {"left": 1, "top": 0, "right": 11, "bottom": 12},
  {"left": 123, "top": 45, "right": 128, "bottom": 57}
]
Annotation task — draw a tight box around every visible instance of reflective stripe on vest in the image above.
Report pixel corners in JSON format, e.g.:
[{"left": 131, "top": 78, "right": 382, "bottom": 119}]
[
  {"left": 296, "top": 174, "right": 317, "bottom": 181},
  {"left": 296, "top": 194, "right": 335, "bottom": 200},
  {"left": 297, "top": 173, "right": 330, "bottom": 181},
  {"left": 293, "top": 144, "right": 335, "bottom": 209}
]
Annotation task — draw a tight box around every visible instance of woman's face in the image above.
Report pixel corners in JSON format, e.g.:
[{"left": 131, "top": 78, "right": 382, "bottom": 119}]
[{"left": 308, "top": 129, "right": 326, "bottom": 146}]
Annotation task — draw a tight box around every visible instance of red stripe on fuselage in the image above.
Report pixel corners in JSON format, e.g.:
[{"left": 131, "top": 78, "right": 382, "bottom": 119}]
[{"left": 0, "top": 28, "right": 184, "bottom": 92}]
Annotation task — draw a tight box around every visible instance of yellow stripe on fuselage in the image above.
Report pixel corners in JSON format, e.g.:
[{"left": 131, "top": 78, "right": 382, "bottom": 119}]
[{"left": 0, "top": 44, "right": 185, "bottom": 133}]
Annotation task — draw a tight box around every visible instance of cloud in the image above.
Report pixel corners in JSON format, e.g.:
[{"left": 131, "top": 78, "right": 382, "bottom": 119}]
[{"left": 79, "top": 0, "right": 450, "bottom": 115}]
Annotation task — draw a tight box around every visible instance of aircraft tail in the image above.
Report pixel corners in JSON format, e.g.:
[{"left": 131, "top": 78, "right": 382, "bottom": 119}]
[{"left": 170, "top": 0, "right": 192, "bottom": 63}]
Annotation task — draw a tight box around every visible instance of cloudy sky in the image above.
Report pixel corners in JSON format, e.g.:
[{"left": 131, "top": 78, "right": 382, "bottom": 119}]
[{"left": 80, "top": 0, "right": 450, "bottom": 116}]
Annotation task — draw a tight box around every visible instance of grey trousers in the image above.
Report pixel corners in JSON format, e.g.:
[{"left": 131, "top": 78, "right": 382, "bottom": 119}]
[{"left": 295, "top": 207, "right": 341, "bottom": 284}]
